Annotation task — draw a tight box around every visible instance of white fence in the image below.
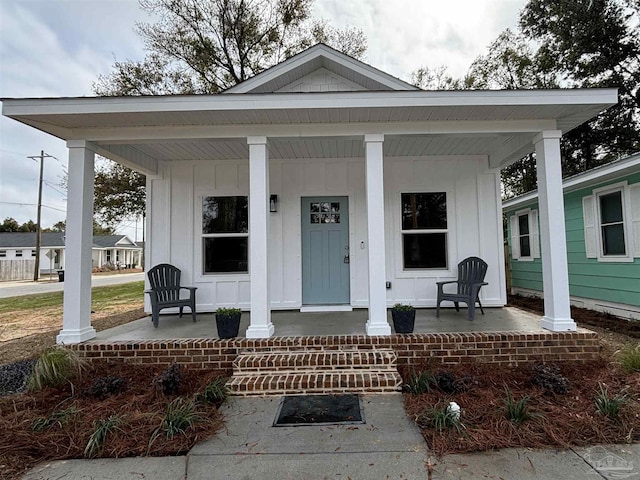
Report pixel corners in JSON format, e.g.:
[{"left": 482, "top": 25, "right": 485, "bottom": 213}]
[{"left": 0, "top": 259, "right": 35, "bottom": 281}]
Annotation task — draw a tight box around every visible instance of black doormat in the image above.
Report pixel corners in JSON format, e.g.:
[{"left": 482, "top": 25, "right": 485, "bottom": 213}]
[{"left": 273, "top": 394, "right": 364, "bottom": 427}]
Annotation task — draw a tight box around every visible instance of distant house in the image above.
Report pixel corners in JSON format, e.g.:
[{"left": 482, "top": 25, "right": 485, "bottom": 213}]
[
  {"left": 503, "top": 153, "right": 640, "bottom": 319},
  {"left": 0, "top": 232, "right": 142, "bottom": 281}
]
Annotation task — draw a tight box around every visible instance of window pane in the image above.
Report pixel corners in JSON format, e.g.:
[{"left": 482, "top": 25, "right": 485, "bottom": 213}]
[
  {"left": 600, "top": 191, "right": 623, "bottom": 224},
  {"left": 519, "top": 235, "right": 531, "bottom": 257},
  {"left": 204, "top": 237, "right": 248, "bottom": 273},
  {"left": 402, "top": 233, "right": 447, "bottom": 269},
  {"left": 518, "top": 214, "right": 529, "bottom": 235},
  {"left": 203, "top": 196, "right": 248, "bottom": 234},
  {"left": 402, "top": 193, "right": 447, "bottom": 230},
  {"left": 602, "top": 224, "right": 626, "bottom": 255}
]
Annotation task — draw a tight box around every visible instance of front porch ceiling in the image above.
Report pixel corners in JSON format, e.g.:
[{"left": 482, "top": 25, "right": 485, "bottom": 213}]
[{"left": 2, "top": 88, "right": 617, "bottom": 173}]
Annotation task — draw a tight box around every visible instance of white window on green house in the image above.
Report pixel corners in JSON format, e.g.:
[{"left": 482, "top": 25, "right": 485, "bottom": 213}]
[
  {"left": 583, "top": 182, "right": 640, "bottom": 262},
  {"left": 202, "top": 196, "right": 249, "bottom": 274},
  {"left": 401, "top": 192, "right": 448, "bottom": 269},
  {"left": 509, "top": 208, "right": 540, "bottom": 261}
]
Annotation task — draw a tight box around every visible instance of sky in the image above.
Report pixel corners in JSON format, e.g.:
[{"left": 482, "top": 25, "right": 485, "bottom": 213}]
[{"left": 0, "top": 0, "right": 525, "bottom": 240}]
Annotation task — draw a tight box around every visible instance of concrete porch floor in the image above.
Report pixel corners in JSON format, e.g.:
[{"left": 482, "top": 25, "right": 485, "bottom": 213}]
[{"left": 91, "top": 307, "right": 546, "bottom": 342}]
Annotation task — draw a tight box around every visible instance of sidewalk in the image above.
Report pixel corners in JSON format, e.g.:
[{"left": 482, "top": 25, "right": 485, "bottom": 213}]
[{"left": 21, "top": 394, "right": 640, "bottom": 479}]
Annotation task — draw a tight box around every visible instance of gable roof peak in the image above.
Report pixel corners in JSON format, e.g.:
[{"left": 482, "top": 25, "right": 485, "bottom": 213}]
[{"left": 224, "top": 42, "right": 418, "bottom": 94}]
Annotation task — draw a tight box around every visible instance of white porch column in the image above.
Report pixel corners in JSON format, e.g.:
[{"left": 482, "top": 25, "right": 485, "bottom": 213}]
[
  {"left": 57, "top": 140, "right": 97, "bottom": 344},
  {"left": 534, "top": 131, "right": 577, "bottom": 331},
  {"left": 364, "top": 134, "right": 391, "bottom": 335},
  {"left": 246, "top": 136, "right": 274, "bottom": 338}
]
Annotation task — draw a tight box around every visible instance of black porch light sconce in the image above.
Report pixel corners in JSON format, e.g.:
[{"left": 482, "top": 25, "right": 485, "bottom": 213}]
[{"left": 270, "top": 194, "right": 278, "bottom": 213}]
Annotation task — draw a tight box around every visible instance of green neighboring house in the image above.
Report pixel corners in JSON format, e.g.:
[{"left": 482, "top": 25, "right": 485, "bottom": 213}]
[{"left": 503, "top": 153, "right": 640, "bottom": 320}]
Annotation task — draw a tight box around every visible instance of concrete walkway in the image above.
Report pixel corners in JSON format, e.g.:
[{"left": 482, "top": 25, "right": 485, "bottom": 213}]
[
  {"left": 0, "top": 272, "right": 144, "bottom": 298},
  {"left": 21, "top": 394, "right": 640, "bottom": 479}
]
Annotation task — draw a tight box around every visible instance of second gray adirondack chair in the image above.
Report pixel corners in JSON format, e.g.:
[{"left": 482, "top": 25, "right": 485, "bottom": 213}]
[{"left": 436, "top": 256, "right": 488, "bottom": 320}]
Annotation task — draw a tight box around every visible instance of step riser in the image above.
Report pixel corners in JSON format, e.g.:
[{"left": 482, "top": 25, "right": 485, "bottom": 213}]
[
  {"left": 226, "top": 372, "right": 403, "bottom": 396},
  {"left": 233, "top": 352, "right": 398, "bottom": 372}
]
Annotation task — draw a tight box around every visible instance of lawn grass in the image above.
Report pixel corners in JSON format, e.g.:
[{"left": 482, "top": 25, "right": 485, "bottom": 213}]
[{"left": 0, "top": 281, "right": 144, "bottom": 314}]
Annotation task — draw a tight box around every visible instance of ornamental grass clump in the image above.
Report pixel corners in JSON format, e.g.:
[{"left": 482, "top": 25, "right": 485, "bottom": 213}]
[
  {"left": 198, "top": 377, "right": 228, "bottom": 404},
  {"left": 28, "top": 346, "right": 86, "bottom": 391},
  {"left": 616, "top": 344, "right": 640, "bottom": 373},
  {"left": 503, "top": 386, "right": 538, "bottom": 423},
  {"left": 594, "top": 383, "right": 627, "bottom": 420},
  {"left": 84, "top": 414, "right": 124, "bottom": 457},
  {"left": 30, "top": 406, "right": 80, "bottom": 432},
  {"left": 416, "top": 403, "right": 465, "bottom": 434},
  {"left": 404, "top": 370, "right": 436, "bottom": 395}
]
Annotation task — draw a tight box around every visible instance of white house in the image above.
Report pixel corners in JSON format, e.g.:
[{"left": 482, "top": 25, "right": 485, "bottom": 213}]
[
  {"left": 1, "top": 44, "right": 617, "bottom": 343},
  {"left": 0, "top": 232, "right": 141, "bottom": 280}
]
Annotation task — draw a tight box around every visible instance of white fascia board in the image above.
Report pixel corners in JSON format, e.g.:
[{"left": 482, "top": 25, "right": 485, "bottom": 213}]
[
  {"left": 2, "top": 88, "right": 618, "bottom": 116},
  {"left": 502, "top": 152, "right": 640, "bottom": 211},
  {"left": 85, "top": 119, "right": 559, "bottom": 142}
]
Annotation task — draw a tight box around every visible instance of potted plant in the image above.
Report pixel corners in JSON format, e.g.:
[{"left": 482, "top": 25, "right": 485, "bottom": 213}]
[
  {"left": 391, "top": 303, "right": 415, "bottom": 333},
  {"left": 215, "top": 307, "right": 242, "bottom": 339}
]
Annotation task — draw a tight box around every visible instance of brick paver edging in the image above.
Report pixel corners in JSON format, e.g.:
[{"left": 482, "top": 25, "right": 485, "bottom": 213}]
[{"left": 68, "top": 329, "right": 599, "bottom": 370}]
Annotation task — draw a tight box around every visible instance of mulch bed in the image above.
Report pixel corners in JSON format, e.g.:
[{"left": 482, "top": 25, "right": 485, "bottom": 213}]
[
  {"left": 0, "top": 362, "right": 227, "bottom": 480},
  {"left": 402, "top": 360, "right": 640, "bottom": 458}
]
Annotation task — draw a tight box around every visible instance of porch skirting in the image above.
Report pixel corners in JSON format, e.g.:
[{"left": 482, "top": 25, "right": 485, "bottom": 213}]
[{"left": 69, "top": 329, "right": 599, "bottom": 371}]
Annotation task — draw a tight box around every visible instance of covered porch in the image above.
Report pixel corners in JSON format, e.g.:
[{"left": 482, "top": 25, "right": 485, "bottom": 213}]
[{"left": 94, "top": 307, "right": 546, "bottom": 341}]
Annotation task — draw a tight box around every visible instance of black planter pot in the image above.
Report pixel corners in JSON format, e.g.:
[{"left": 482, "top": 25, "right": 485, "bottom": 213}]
[
  {"left": 391, "top": 309, "right": 415, "bottom": 333},
  {"left": 215, "top": 312, "right": 241, "bottom": 339}
]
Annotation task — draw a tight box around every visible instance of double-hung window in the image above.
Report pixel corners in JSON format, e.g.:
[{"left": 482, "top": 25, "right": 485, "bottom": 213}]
[
  {"left": 401, "top": 192, "right": 448, "bottom": 269},
  {"left": 15, "top": 250, "right": 22, "bottom": 258},
  {"left": 202, "top": 196, "right": 249, "bottom": 274},
  {"left": 583, "top": 182, "right": 640, "bottom": 262},
  {"left": 0, "top": 250, "right": 6, "bottom": 258},
  {"left": 509, "top": 208, "right": 540, "bottom": 261}
]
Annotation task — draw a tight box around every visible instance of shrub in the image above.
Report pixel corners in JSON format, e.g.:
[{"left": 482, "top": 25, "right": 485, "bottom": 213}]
[
  {"left": 434, "top": 371, "right": 470, "bottom": 394},
  {"left": 28, "top": 347, "right": 86, "bottom": 391},
  {"left": 392, "top": 303, "right": 415, "bottom": 312},
  {"left": 616, "top": 344, "right": 640, "bottom": 373},
  {"left": 215, "top": 307, "right": 242, "bottom": 316},
  {"left": 198, "top": 377, "right": 228, "bottom": 404},
  {"left": 86, "top": 376, "right": 128, "bottom": 399},
  {"left": 154, "top": 363, "right": 183, "bottom": 396},
  {"left": 530, "top": 364, "right": 569, "bottom": 394},
  {"left": 404, "top": 370, "right": 436, "bottom": 395},
  {"left": 594, "top": 383, "right": 627, "bottom": 420},
  {"left": 84, "top": 414, "right": 123, "bottom": 457}
]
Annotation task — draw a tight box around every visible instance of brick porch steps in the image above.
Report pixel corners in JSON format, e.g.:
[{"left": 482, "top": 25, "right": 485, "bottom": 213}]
[{"left": 226, "top": 348, "right": 403, "bottom": 396}]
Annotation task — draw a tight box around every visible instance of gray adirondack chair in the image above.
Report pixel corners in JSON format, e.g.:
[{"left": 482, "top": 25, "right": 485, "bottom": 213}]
[
  {"left": 436, "top": 257, "right": 488, "bottom": 320},
  {"left": 145, "top": 264, "right": 197, "bottom": 328}
]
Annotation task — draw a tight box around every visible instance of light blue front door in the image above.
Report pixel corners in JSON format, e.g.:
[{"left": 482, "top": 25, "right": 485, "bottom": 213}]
[{"left": 301, "top": 196, "right": 350, "bottom": 305}]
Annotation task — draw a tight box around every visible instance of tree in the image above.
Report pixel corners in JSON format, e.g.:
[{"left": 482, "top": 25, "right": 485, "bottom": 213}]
[
  {"left": 93, "top": 162, "right": 146, "bottom": 228},
  {"left": 0, "top": 217, "right": 21, "bottom": 232},
  {"left": 42, "top": 220, "right": 116, "bottom": 235},
  {"left": 520, "top": 0, "right": 640, "bottom": 171},
  {"left": 94, "top": 0, "right": 367, "bottom": 95}
]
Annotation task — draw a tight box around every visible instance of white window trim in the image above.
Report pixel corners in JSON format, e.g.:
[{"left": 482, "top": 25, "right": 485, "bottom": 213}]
[
  {"left": 201, "top": 195, "right": 250, "bottom": 275},
  {"left": 591, "top": 181, "right": 634, "bottom": 263},
  {"left": 510, "top": 208, "right": 540, "bottom": 262},
  {"left": 399, "top": 191, "right": 450, "bottom": 271}
]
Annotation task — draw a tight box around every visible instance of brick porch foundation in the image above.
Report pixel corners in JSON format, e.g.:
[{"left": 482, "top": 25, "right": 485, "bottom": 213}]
[{"left": 69, "top": 329, "right": 599, "bottom": 372}]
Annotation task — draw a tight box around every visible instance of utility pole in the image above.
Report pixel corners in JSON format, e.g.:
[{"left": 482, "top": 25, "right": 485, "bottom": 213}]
[{"left": 28, "top": 151, "right": 54, "bottom": 282}]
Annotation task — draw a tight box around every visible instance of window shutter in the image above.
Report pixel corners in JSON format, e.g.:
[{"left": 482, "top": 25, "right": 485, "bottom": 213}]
[
  {"left": 582, "top": 195, "right": 597, "bottom": 258},
  {"left": 630, "top": 184, "right": 640, "bottom": 258},
  {"left": 531, "top": 209, "right": 540, "bottom": 258},
  {"left": 509, "top": 215, "right": 520, "bottom": 260}
]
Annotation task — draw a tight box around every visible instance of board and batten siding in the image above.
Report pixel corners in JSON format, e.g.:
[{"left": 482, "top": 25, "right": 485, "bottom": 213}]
[
  {"left": 506, "top": 171, "right": 640, "bottom": 311},
  {"left": 145, "top": 155, "right": 505, "bottom": 313}
]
